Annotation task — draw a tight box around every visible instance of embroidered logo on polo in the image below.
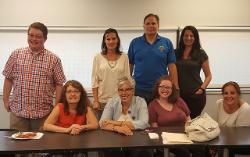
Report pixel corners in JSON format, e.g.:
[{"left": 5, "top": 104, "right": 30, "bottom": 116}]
[{"left": 159, "top": 45, "right": 165, "bottom": 52}]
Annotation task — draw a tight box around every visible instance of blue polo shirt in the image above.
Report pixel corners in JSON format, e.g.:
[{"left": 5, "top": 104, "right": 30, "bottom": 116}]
[{"left": 128, "top": 34, "right": 175, "bottom": 92}]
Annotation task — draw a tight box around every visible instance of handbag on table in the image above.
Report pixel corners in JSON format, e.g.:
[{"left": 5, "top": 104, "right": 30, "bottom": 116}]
[{"left": 185, "top": 113, "right": 220, "bottom": 142}]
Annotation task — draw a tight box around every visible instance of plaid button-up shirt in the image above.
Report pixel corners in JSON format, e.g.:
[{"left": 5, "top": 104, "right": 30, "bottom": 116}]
[{"left": 2, "top": 47, "right": 66, "bottom": 119}]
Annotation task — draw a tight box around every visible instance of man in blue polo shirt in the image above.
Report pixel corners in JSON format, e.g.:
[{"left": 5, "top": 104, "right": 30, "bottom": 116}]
[{"left": 128, "top": 13, "right": 179, "bottom": 104}]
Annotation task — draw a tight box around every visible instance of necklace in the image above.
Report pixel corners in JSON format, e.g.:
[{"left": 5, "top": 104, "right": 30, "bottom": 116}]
[
  {"left": 103, "top": 52, "right": 120, "bottom": 69},
  {"left": 108, "top": 60, "right": 117, "bottom": 68},
  {"left": 108, "top": 61, "right": 117, "bottom": 69}
]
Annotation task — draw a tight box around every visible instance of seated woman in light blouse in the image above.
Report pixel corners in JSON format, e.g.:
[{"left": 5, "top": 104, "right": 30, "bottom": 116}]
[
  {"left": 216, "top": 81, "right": 250, "bottom": 127},
  {"left": 43, "top": 80, "right": 98, "bottom": 135},
  {"left": 100, "top": 76, "right": 149, "bottom": 135},
  {"left": 99, "top": 76, "right": 151, "bottom": 157}
]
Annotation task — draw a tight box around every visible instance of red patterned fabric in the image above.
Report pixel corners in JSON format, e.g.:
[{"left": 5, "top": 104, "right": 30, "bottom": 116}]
[{"left": 2, "top": 47, "right": 66, "bottom": 119}]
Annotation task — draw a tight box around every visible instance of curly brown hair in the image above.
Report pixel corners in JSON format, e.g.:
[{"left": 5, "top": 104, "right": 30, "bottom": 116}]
[
  {"left": 60, "top": 80, "right": 89, "bottom": 115},
  {"left": 152, "top": 75, "right": 179, "bottom": 104}
]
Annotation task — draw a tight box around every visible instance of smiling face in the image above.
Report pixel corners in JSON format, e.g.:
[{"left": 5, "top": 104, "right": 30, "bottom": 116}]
[
  {"left": 183, "top": 30, "right": 195, "bottom": 47},
  {"left": 158, "top": 80, "right": 173, "bottom": 99},
  {"left": 223, "top": 85, "right": 240, "bottom": 108},
  {"left": 105, "top": 32, "right": 118, "bottom": 51},
  {"left": 27, "top": 27, "right": 46, "bottom": 52},
  {"left": 66, "top": 85, "right": 81, "bottom": 106},
  {"left": 143, "top": 15, "right": 159, "bottom": 36},
  {"left": 118, "top": 81, "right": 134, "bottom": 103}
]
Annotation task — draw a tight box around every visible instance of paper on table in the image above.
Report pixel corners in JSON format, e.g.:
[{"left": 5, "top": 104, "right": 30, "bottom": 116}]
[
  {"left": 161, "top": 132, "right": 193, "bottom": 144},
  {"left": 148, "top": 132, "right": 159, "bottom": 139}
]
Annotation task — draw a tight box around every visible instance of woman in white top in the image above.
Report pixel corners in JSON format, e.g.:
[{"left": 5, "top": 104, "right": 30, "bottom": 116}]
[
  {"left": 216, "top": 81, "right": 250, "bottom": 127},
  {"left": 92, "top": 28, "right": 130, "bottom": 119},
  {"left": 215, "top": 81, "right": 250, "bottom": 157}
]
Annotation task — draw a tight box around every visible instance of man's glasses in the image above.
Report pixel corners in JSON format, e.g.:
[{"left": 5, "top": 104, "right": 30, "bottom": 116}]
[{"left": 28, "top": 34, "right": 43, "bottom": 40}]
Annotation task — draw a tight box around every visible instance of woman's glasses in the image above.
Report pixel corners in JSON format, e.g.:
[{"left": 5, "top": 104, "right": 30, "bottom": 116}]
[
  {"left": 118, "top": 88, "right": 133, "bottom": 93},
  {"left": 158, "top": 86, "right": 172, "bottom": 90},
  {"left": 66, "top": 90, "right": 80, "bottom": 94}
]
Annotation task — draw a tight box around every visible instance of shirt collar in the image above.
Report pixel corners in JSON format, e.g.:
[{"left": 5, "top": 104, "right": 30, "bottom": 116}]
[
  {"left": 142, "top": 33, "right": 161, "bottom": 43},
  {"left": 28, "top": 47, "right": 45, "bottom": 55}
]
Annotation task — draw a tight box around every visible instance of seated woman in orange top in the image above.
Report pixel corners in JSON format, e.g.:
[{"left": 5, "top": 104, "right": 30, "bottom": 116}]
[{"left": 43, "top": 80, "right": 98, "bottom": 135}]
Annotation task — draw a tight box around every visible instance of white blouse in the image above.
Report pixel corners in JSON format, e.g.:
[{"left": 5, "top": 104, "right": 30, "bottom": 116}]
[
  {"left": 92, "top": 52, "right": 130, "bottom": 103},
  {"left": 216, "top": 99, "right": 250, "bottom": 127}
]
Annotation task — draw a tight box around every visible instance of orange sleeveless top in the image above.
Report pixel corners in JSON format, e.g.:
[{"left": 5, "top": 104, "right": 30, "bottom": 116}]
[{"left": 57, "top": 103, "right": 86, "bottom": 128}]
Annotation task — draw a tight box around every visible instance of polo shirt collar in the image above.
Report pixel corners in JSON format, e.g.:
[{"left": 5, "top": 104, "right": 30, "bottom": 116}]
[{"left": 142, "top": 33, "right": 161, "bottom": 43}]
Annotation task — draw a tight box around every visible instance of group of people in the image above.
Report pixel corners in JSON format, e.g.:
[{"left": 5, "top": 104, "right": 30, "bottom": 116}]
[{"left": 2, "top": 13, "right": 250, "bottom": 157}]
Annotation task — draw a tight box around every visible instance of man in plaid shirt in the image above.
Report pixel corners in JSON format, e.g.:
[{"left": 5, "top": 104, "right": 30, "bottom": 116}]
[{"left": 2, "top": 22, "right": 66, "bottom": 131}]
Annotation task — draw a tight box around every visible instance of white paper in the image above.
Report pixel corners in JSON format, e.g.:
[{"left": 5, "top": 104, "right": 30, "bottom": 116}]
[
  {"left": 161, "top": 132, "right": 193, "bottom": 144},
  {"left": 148, "top": 132, "right": 159, "bottom": 139}
]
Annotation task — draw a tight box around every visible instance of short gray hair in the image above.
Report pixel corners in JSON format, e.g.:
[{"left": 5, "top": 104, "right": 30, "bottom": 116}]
[{"left": 117, "top": 76, "right": 135, "bottom": 89}]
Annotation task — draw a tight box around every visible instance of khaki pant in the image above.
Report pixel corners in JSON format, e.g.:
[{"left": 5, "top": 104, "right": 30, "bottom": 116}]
[{"left": 10, "top": 113, "right": 49, "bottom": 131}]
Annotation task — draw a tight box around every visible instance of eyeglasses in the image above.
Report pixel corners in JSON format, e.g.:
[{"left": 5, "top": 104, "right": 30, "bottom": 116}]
[
  {"left": 28, "top": 33, "right": 43, "bottom": 40},
  {"left": 158, "top": 86, "right": 172, "bottom": 90},
  {"left": 118, "top": 88, "right": 133, "bottom": 93},
  {"left": 66, "top": 90, "right": 80, "bottom": 94}
]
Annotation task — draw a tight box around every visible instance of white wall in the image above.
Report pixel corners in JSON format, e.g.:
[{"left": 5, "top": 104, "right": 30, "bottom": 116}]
[
  {"left": 1, "top": 27, "right": 250, "bottom": 92},
  {"left": 0, "top": 0, "right": 249, "bottom": 27}
]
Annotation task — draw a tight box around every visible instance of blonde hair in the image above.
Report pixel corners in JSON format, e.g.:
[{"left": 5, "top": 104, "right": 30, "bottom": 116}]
[{"left": 117, "top": 76, "right": 135, "bottom": 89}]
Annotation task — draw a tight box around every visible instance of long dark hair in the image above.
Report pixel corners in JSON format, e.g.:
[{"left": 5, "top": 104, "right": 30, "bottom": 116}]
[
  {"left": 60, "top": 80, "right": 89, "bottom": 115},
  {"left": 176, "top": 26, "right": 201, "bottom": 60},
  {"left": 101, "top": 28, "right": 121, "bottom": 55},
  {"left": 152, "top": 75, "right": 179, "bottom": 104}
]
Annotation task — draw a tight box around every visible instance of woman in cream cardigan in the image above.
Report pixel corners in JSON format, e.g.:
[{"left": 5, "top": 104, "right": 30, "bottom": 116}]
[
  {"left": 215, "top": 81, "right": 250, "bottom": 157},
  {"left": 216, "top": 81, "right": 250, "bottom": 127}
]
